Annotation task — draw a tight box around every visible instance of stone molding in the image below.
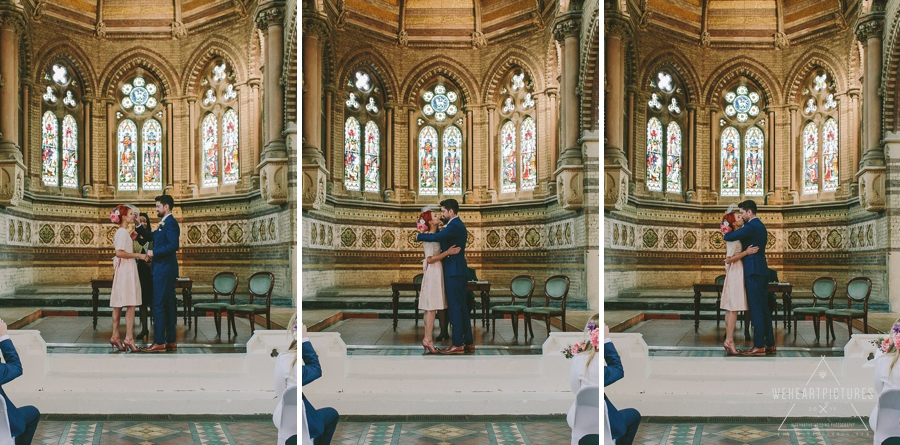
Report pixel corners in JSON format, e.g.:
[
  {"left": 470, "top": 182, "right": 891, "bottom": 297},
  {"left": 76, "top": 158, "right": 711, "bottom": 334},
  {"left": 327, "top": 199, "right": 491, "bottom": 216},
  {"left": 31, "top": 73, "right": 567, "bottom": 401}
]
[{"left": 256, "top": 7, "right": 285, "bottom": 30}]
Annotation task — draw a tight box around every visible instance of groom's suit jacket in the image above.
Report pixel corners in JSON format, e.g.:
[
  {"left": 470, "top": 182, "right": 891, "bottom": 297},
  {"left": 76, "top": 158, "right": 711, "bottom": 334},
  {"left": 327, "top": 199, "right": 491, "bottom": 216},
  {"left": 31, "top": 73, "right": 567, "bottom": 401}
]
[
  {"left": 723, "top": 217, "right": 767, "bottom": 277},
  {"left": 604, "top": 341, "right": 627, "bottom": 440},
  {"left": 136, "top": 216, "right": 180, "bottom": 278},
  {"left": 0, "top": 336, "right": 27, "bottom": 438},
  {"left": 416, "top": 217, "right": 468, "bottom": 277},
  {"left": 302, "top": 340, "right": 326, "bottom": 439}
]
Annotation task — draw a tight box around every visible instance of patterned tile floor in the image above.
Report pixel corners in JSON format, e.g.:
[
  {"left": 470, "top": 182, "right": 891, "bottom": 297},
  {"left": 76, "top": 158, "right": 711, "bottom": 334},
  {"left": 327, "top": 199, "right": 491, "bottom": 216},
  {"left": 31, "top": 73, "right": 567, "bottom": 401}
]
[
  {"left": 326, "top": 419, "right": 572, "bottom": 445},
  {"left": 31, "top": 419, "right": 277, "bottom": 444},
  {"left": 631, "top": 420, "right": 874, "bottom": 444}
]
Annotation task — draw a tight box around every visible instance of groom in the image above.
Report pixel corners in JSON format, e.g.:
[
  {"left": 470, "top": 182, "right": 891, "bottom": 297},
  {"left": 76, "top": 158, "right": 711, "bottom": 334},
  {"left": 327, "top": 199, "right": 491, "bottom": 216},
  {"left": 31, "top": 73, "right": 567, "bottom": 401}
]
[
  {"left": 723, "top": 199, "right": 774, "bottom": 356},
  {"left": 416, "top": 199, "right": 473, "bottom": 354},
  {"left": 136, "top": 194, "right": 180, "bottom": 353}
]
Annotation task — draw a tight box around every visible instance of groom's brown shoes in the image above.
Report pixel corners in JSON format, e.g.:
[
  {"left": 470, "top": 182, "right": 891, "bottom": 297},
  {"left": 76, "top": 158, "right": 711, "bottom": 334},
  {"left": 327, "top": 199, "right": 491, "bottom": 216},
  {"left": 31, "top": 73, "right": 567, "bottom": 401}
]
[
  {"left": 765, "top": 346, "right": 777, "bottom": 355},
  {"left": 464, "top": 344, "right": 475, "bottom": 354},
  {"left": 141, "top": 343, "right": 167, "bottom": 353},
  {"left": 166, "top": 342, "right": 177, "bottom": 352},
  {"left": 440, "top": 345, "right": 466, "bottom": 355},
  {"left": 742, "top": 347, "right": 767, "bottom": 356}
]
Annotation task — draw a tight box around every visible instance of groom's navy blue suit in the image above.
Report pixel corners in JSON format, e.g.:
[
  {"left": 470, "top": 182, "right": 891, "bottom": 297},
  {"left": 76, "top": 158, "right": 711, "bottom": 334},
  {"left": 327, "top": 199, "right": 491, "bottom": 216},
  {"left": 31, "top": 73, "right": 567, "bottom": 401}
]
[
  {"left": 416, "top": 216, "right": 472, "bottom": 347},
  {"left": 723, "top": 217, "right": 773, "bottom": 348},
  {"left": 136, "top": 215, "right": 180, "bottom": 345}
]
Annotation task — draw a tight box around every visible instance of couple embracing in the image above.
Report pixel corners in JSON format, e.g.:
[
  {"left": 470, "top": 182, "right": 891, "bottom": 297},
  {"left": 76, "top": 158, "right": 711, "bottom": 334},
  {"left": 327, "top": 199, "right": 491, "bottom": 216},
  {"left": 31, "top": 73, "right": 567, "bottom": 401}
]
[
  {"left": 415, "top": 198, "right": 474, "bottom": 355},
  {"left": 720, "top": 199, "right": 775, "bottom": 357}
]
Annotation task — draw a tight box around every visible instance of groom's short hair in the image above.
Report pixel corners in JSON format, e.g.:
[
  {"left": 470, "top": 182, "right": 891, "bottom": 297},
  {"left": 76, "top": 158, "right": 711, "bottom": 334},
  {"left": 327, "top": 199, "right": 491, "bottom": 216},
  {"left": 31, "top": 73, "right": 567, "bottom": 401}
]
[
  {"left": 440, "top": 198, "right": 460, "bottom": 214},
  {"left": 155, "top": 194, "right": 175, "bottom": 210},
  {"left": 738, "top": 200, "right": 757, "bottom": 214}
]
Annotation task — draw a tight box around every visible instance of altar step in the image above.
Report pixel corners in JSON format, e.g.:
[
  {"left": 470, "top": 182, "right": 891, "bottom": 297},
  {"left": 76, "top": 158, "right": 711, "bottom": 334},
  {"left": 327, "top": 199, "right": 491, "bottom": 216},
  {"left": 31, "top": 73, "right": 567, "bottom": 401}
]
[
  {"left": 302, "top": 295, "right": 590, "bottom": 311},
  {"left": 604, "top": 297, "right": 890, "bottom": 313}
]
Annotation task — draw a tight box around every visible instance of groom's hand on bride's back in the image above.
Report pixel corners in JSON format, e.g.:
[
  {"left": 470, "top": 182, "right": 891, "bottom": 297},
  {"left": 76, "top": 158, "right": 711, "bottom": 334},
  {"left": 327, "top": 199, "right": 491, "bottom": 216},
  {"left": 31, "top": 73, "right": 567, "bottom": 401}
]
[{"left": 447, "top": 245, "right": 461, "bottom": 255}]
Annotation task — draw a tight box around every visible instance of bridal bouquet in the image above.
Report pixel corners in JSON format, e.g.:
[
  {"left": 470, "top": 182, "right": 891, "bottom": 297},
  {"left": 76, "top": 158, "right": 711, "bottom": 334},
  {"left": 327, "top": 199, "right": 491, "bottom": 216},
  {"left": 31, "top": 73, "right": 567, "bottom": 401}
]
[
  {"left": 562, "top": 320, "right": 600, "bottom": 358},
  {"left": 873, "top": 323, "right": 900, "bottom": 354},
  {"left": 562, "top": 342, "right": 585, "bottom": 359}
]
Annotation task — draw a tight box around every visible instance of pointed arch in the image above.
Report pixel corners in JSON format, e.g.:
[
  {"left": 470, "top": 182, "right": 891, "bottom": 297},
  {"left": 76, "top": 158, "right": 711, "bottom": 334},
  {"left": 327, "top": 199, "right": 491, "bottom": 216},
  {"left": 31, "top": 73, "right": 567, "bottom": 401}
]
[
  {"left": 182, "top": 38, "right": 248, "bottom": 95},
  {"left": 334, "top": 47, "right": 400, "bottom": 103},
  {"left": 32, "top": 42, "right": 98, "bottom": 96},
  {"left": 784, "top": 49, "right": 847, "bottom": 104},
  {"left": 638, "top": 49, "right": 701, "bottom": 106},
  {"left": 99, "top": 47, "right": 180, "bottom": 98},
  {"left": 401, "top": 56, "right": 480, "bottom": 105},
  {"left": 703, "top": 58, "right": 782, "bottom": 107},
  {"left": 482, "top": 46, "right": 545, "bottom": 102}
]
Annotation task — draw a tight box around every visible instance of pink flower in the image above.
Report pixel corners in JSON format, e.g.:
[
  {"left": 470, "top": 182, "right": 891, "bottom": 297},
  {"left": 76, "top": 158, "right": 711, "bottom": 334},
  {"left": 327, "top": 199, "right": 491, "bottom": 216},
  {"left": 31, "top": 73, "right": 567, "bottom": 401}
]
[
  {"left": 883, "top": 337, "right": 892, "bottom": 353},
  {"left": 109, "top": 210, "right": 120, "bottom": 224},
  {"left": 893, "top": 335, "right": 900, "bottom": 350},
  {"left": 590, "top": 329, "right": 600, "bottom": 349},
  {"left": 572, "top": 343, "right": 583, "bottom": 355},
  {"left": 416, "top": 219, "right": 428, "bottom": 232}
]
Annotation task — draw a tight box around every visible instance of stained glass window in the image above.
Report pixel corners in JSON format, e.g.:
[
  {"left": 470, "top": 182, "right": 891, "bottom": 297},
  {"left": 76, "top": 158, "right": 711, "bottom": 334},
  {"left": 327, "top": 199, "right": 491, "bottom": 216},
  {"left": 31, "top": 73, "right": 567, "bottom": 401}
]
[
  {"left": 647, "top": 71, "right": 685, "bottom": 195},
  {"left": 720, "top": 127, "right": 741, "bottom": 197},
  {"left": 117, "top": 119, "right": 138, "bottom": 191},
  {"left": 802, "top": 122, "right": 818, "bottom": 194},
  {"left": 521, "top": 117, "right": 536, "bottom": 191},
  {"left": 344, "top": 70, "right": 382, "bottom": 194},
  {"left": 41, "top": 62, "right": 82, "bottom": 190},
  {"left": 197, "top": 60, "right": 240, "bottom": 189},
  {"left": 202, "top": 113, "right": 218, "bottom": 188},
  {"left": 646, "top": 118, "right": 663, "bottom": 192},
  {"left": 117, "top": 74, "right": 164, "bottom": 191},
  {"left": 364, "top": 120, "right": 380, "bottom": 192},
  {"left": 61, "top": 115, "right": 78, "bottom": 189},
  {"left": 443, "top": 126, "right": 462, "bottom": 195},
  {"left": 142, "top": 119, "right": 162, "bottom": 190},
  {"left": 800, "top": 72, "right": 839, "bottom": 194},
  {"left": 344, "top": 117, "right": 361, "bottom": 191},
  {"left": 500, "top": 121, "right": 517, "bottom": 193},
  {"left": 41, "top": 112, "right": 59, "bottom": 187},
  {"left": 744, "top": 126, "right": 764, "bottom": 197},
  {"left": 222, "top": 109, "right": 239, "bottom": 185},
  {"left": 822, "top": 118, "right": 839, "bottom": 192},
  {"left": 666, "top": 121, "right": 682, "bottom": 194},
  {"left": 419, "top": 126, "right": 439, "bottom": 196}
]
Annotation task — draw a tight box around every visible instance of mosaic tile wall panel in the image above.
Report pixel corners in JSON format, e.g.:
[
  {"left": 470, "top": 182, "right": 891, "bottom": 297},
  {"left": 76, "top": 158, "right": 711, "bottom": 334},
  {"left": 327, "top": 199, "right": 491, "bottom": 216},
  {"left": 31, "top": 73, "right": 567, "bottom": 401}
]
[{"left": 303, "top": 218, "right": 579, "bottom": 252}]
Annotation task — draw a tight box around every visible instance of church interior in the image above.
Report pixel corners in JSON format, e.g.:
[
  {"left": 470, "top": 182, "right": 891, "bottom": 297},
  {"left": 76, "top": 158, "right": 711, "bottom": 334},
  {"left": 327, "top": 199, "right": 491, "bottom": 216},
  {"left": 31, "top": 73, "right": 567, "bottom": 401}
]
[
  {"left": 300, "top": 0, "right": 599, "bottom": 440},
  {"left": 0, "top": 0, "right": 300, "bottom": 443},
  {"left": 604, "top": 0, "right": 900, "bottom": 443}
]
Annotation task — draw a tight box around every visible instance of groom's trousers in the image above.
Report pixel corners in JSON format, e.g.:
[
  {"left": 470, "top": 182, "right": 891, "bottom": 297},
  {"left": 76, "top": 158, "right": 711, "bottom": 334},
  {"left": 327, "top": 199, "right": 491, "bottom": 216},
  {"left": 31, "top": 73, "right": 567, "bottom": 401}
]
[
  {"left": 746, "top": 273, "right": 774, "bottom": 348},
  {"left": 153, "top": 273, "right": 178, "bottom": 345},
  {"left": 446, "top": 275, "right": 473, "bottom": 347}
]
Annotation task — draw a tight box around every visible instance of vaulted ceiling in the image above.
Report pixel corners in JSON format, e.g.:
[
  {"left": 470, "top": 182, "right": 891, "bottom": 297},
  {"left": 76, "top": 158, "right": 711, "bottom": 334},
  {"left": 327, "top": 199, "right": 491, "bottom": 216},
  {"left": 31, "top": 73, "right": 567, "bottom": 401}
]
[
  {"left": 326, "top": 0, "right": 557, "bottom": 46},
  {"left": 633, "top": 0, "right": 858, "bottom": 46},
  {"left": 23, "top": 0, "right": 255, "bottom": 37}
]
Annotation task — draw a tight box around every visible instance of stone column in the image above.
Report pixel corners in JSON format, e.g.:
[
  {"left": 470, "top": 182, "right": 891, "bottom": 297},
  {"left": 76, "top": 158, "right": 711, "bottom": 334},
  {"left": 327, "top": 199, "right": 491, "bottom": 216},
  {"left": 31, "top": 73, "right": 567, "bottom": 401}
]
[
  {"left": 20, "top": 82, "right": 28, "bottom": 173},
  {"left": 555, "top": 12, "right": 586, "bottom": 210},
  {"left": 106, "top": 100, "right": 115, "bottom": 195},
  {"left": 709, "top": 107, "right": 719, "bottom": 200},
  {"left": 82, "top": 95, "right": 92, "bottom": 196},
  {"left": 298, "top": 10, "right": 328, "bottom": 208},
  {"left": 165, "top": 101, "right": 174, "bottom": 192},
  {"left": 0, "top": 10, "right": 25, "bottom": 205},
  {"left": 544, "top": 89, "right": 558, "bottom": 194},
  {"left": 187, "top": 98, "right": 197, "bottom": 196},
  {"left": 602, "top": 10, "right": 631, "bottom": 211},
  {"left": 486, "top": 104, "right": 497, "bottom": 201},
  {"left": 384, "top": 103, "right": 394, "bottom": 200},
  {"left": 465, "top": 108, "right": 474, "bottom": 202},
  {"left": 766, "top": 109, "right": 776, "bottom": 203},
  {"left": 248, "top": 79, "right": 261, "bottom": 183},
  {"left": 855, "top": 12, "right": 886, "bottom": 212},
  {"left": 848, "top": 88, "right": 860, "bottom": 195},
  {"left": 788, "top": 105, "right": 799, "bottom": 203},
  {"left": 686, "top": 105, "right": 696, "bottom": 202},
  {"left": 408, "top": 108, "right": 417, "bottom": 198},
  {"left": 324, "top": 86, "right": 334, "bottom": 179}
]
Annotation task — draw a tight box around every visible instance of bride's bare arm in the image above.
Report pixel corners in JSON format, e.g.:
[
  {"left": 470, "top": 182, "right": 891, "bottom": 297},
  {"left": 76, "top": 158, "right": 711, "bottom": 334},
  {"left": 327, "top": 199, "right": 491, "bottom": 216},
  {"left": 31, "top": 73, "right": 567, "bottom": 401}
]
[
  {"left": 426, "top": 245, "right": 462, "bottom": 264},
  {"left": 725, "top": 245, "right": 759, "bottom": 264}
]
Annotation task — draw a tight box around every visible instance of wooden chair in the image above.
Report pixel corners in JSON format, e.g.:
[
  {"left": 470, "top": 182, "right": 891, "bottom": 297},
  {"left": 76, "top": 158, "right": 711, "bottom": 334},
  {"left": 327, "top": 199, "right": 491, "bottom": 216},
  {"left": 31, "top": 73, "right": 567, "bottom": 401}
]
[
  {"left": 713, "top": 274, "right": 726, "bottom": 327},
  {"left": 413, "top": 273, "right": 424, "bottom": 325},
  {"left": 524, "top": 275, "right": 570, "bottom": 337},
  {"left": 192, "top": 271, "right": 238, "bottom": 337},
  {"left": 491, "top": 275, "right": 534, "bottom": 339},
  {"left": 825, "top": 276, "right": 872, "bottom": 341},
  {"left": 792, "top": 276, "right": 835, "bottom": 342},
  {"left": 227, "top": 272, "right": 275, "bottom": 336}
]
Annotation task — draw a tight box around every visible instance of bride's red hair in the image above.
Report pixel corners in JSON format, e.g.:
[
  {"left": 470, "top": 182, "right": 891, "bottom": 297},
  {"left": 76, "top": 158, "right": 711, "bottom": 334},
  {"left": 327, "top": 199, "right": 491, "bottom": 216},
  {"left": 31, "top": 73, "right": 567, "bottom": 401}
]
[
  {"left": 722, "top": 212, "right": 737, "bottom": 232},
  {"left": 418, "top": 211, "right": 433, "bottom": 223}
]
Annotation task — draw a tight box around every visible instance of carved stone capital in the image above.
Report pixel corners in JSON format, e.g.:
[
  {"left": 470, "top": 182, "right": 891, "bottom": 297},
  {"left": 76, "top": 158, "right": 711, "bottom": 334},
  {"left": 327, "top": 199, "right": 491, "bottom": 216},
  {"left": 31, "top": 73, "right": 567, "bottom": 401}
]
[
  {"left": 855, "top": 14, "right": 884, "bottom": 42},
  {"left": 257, "top": 7, "right": 285, "bottom": 30},
  {"left": 301, "top": 163, "right": 327, "bottom": 210},
  {"left": 302, "top": 15, "right": 329, "bottom": 40},
  {"left": 0, "top": 11, "right": 26, "bottom": 36},
  {"left": 774, "top": 31, "right": 789, "bottom": 49},
  {"left": 554, "top": 18, "right": 581, "bottom": 41},
  {"left": 0, "top": 159, "right": 25, "bottom": 207},
  {"left": 471, "top": 31, "right": 487, "bottom": 49},
  {"left": 604, "top": 164, "right": 630, "bottom": 211},
  {"left": 259, "top": 157, "right": 290, "bottom": 206},
  {"left": 699, "top": 30, "right": 711, "bottom": 47},
  {"left": 94, "top": 21, "right": 107, "bottom": 39},
  {"left": 555, "top": 164, "right": 584, "bottom": 211},
  {"left": 856, "top": 166, "right": 885, "bottom": 212},
  {"left": 603, "top": 12, "right": 631, "bottom": 41},
  {"left": 397, "top": 30, "right": 409, "bottom": 47},
  {"left": 170, "top": 21, "right": 188, "bottom": 39}
]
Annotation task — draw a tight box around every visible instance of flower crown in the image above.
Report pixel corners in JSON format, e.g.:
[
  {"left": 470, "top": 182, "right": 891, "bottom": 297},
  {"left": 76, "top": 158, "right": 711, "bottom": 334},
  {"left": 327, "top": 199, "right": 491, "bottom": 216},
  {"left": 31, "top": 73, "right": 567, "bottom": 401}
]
[
  {"left": 562, "top": 320, "right": 601, "bottom": 358},
  {"left": 874, "top": 323, "right": 900, "bottom": 354},
  {"left": 416, "top": 218, "right": 428, "bottom": 233},
  {"left": 109, "top": 208, "right": 121, "bottom": 224}
]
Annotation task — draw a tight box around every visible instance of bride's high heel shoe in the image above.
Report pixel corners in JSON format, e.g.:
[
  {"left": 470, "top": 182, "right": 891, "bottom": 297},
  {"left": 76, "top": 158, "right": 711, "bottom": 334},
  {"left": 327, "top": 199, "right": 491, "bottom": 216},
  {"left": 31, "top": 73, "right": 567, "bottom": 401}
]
[
  {"left": 723, "top": 341, "right": 740, "bottom": 356},
  {"left": 109, "top": 338, "right": 125, "bottom": 352},
  {"left": 422, "top": 339, "right": 438, "bottom": 354},
  {"left": 123, "top": 338, "right": 139, "bottom": 353}
]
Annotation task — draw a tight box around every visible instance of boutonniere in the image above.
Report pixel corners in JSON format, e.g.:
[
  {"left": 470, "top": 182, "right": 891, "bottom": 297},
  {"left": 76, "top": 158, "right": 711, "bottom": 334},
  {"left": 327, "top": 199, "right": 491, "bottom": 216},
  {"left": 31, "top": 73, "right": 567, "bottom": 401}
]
[{"left": 159, "top": 221, "right": 166, "bottom": 229}]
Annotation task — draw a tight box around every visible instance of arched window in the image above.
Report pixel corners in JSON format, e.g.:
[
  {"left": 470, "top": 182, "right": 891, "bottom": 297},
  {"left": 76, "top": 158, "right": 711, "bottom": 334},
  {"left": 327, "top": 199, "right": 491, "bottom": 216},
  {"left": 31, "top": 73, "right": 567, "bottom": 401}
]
[
  {"left": 40, "top": 61, "right": 82, "bottom": 189},
  {"left": 418, "top": 83, "right": 463, "bottom": 197},
  {"left": 497, "top": 70, "right": 537, "bottom": 194},
  {"left": 719, "top": 83, "right": 766, "bottom": 197},
  {"left": 800, "top": 71, "right": 839, "bottom": 195},
  {"left": 343, "top": 70, "right": 383, "bottom": 193},
  {"left": 116, "top": 73, "right": 163, "bottom": 191},
  {"left": 198, "top": 60, "right": 240, "bottom": 189},
  {"left": 646, "top": 71, "right": 685, "bottom": 194}
]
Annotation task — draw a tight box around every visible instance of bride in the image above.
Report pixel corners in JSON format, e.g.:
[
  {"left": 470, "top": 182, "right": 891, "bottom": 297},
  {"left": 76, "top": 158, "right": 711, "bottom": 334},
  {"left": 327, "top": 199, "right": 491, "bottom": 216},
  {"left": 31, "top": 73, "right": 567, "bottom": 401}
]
[
  {"left": 416, "top": 208, "right": 460, "bottom": 354},
  {"left": 720, "top": 203, "right": 758, "bottom": 356}
]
